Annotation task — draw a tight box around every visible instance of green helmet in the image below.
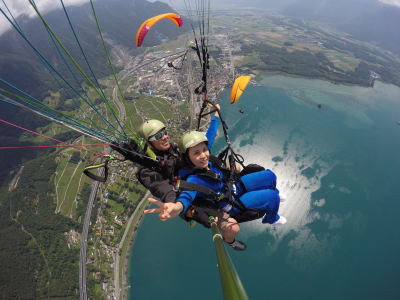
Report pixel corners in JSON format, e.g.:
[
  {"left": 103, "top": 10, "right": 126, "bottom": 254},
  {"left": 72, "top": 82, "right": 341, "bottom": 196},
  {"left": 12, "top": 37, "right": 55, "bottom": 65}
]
[
  {"left": 179, "top": 131, "right": 208, "bottom": 153},
  {"left": 139, "top": 119, "right": 165, "bottom": 140}
]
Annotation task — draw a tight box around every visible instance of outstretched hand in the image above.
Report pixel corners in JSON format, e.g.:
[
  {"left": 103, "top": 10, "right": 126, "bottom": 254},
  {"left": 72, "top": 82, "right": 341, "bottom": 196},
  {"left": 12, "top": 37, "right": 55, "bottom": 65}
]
[{"left": 144, "top": 198, "right": 184, "bottom": 221}]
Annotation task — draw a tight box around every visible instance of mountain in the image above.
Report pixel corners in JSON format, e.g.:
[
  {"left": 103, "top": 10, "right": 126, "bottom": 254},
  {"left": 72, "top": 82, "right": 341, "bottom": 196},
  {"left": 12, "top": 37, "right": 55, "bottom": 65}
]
[
  {"left": 0, "top": 0, "right": 187, "bottom": 99},
  {"left": 282, "top": 0, "right": 378, "bottom": 23},
  {"left": 158, "top": 0, "right": 298, "bottom": 10},
  {"left": 340, "top": 6, "right": 400, "bottom": 55},
  {"left": 0, "top": 0, "right": 188, "bottom": 185},
  {"left": 0, "top": 1, "right": 190, "bottom": 298},
  {"left": 282, "top": 0, "right": 400, "bottom": 56}
]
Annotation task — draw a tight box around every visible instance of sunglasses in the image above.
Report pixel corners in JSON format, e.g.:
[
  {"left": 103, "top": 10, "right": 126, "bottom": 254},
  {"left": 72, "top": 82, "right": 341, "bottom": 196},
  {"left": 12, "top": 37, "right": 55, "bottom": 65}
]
[{"left": 148, "top": 129, "right": 168, "bottom": 141}]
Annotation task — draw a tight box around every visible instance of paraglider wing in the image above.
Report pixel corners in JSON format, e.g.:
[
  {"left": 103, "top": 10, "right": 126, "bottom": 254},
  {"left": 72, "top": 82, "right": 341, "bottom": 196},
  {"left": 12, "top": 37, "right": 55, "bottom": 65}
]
[
  {"left": 230, "top": 76, "right": 251, "bottom": 104},
  {"left": 136, "top": 13, "right": 183, "bottom": 47}
]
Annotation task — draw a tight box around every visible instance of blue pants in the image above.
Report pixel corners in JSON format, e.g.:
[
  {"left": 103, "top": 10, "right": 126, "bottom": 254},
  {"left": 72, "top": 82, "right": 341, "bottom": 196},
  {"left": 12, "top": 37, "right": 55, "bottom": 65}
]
[{"left": 232, "top": 169, "right": 281, "bottom": 224}]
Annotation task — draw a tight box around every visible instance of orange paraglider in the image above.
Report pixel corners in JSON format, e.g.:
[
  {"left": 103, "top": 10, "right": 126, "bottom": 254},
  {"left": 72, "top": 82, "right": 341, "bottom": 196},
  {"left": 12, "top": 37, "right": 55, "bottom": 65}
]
[
  {"left": 136, "top": 13, "right": 183, "bottom": 47},
  {"left": 230, "top": 76, "right": 251, "bottom": 104}
]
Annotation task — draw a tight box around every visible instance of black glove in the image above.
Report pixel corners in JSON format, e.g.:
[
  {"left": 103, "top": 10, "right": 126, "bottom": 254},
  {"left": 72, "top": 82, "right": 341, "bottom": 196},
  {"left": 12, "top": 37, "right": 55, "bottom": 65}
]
[
  {"left": 111, "top": 139, "right": 143, "bottom": 161},
  {"left": 111, "top": 139, "right": 161, "bottom": 170}
]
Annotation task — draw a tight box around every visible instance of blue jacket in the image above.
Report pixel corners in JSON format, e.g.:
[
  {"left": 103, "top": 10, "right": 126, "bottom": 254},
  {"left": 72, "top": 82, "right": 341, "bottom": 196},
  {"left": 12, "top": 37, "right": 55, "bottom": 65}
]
[
  {"left": 177, "top": 116, "right": 234, "bottom": 214},
  {"left": 176, "top": 116, "right": 281, "bottom": 224}
]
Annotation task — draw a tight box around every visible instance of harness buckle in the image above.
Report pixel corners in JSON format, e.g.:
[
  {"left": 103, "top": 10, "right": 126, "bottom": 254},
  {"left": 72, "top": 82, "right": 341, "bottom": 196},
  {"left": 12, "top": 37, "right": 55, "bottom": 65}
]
[
  {"left": 216, "top": 194, "right": 225, "bottom": 202},
  {"left": 172, "top": 179, "right": 181, "bottom": 192}
]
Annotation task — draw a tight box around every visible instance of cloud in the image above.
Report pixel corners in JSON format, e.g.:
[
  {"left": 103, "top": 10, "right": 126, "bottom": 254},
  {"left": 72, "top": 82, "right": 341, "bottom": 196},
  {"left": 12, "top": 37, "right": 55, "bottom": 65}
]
[
  {"left": 379, "top": 0, "right": 400, "bottom": 7},
  {"left": 0, "top": 0, "right": 89, "bottom": 35}
]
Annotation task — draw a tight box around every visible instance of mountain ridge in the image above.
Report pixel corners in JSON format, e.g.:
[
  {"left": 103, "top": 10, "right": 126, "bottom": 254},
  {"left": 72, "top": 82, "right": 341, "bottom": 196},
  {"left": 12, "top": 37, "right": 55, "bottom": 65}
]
[
  {"left": 282, "top": 0, "right": 400, "bottom": 56},
  {"left": 0, "top": 0, "right": 186, "bottom": 99}
]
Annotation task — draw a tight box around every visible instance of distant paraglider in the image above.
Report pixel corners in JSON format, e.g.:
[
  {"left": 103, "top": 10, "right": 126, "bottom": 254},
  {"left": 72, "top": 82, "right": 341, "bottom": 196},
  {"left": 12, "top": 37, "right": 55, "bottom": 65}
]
[
  {"left": 239, "top": 109, "right": 244, "bottom": 114},
  {"left": 136, "top": 13, "right": 183, "bottom": 47},
  {"left": 230, "top": 76, "right": 251, "bottom": 104}
]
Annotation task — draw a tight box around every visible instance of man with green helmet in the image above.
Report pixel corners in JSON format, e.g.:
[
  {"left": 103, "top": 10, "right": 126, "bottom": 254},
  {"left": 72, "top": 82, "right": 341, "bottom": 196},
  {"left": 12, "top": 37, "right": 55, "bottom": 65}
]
[
  {"left": 135, "top": 118, "right": 180, "bottom": 204},
  {"left": 139, "top": 119, "right": 171, "bottom": 153},
  {"left": 111, "top": 117, "right": 178, "bottom": 202}
]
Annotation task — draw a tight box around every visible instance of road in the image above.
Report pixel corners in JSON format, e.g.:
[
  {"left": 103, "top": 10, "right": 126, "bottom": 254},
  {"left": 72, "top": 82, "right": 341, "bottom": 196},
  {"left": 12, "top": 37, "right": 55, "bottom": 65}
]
[
  {"left": 114, "top": 190, "right": 150, "bottom": 300},
  {"left": 80, "top": 60, "right": 129, "bottom": 300},
  {"left": 113, "top": 86, "right": 126, "bottom": 122},
  {"left": 80, "top": 76, "right": 125, "bottom": 300},
  {"left": 79, "top": 166, "right": 105, "bottom": 300}
]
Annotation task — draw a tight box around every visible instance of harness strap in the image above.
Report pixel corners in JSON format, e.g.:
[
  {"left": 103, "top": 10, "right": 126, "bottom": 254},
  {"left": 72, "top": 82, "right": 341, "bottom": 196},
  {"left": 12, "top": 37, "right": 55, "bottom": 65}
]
[
  {"left": 191, "top": 169, "right": 222, "bottom": 181},
  {"left": 174, "top": 179, "right": 248, "bottom": 213},
  {"left": 83, "top": 160, "right": 109, "bottom": 182},
  {"left": 174, "top": 179, "right": 224, "bottom": 201}
]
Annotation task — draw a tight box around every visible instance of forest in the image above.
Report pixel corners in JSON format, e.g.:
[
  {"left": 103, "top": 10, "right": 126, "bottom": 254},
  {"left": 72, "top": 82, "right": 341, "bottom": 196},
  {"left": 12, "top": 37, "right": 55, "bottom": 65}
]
[
  {"left": 0, "top": 153, "right": 79, "bottom": 299},
  {"left": 238, "top": 42, "right": 378, "bottom": 87}
]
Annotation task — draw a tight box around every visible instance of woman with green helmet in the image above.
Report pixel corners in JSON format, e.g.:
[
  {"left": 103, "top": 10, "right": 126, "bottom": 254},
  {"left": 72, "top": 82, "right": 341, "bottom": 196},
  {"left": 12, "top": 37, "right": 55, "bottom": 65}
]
[{"left": 145, "top": 113, "right": 286, "bottom": 251}]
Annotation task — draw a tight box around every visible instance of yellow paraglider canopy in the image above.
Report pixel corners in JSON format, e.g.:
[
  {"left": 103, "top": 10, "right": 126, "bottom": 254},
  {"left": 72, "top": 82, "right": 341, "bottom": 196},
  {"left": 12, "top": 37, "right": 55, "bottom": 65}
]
[{"left": 229, "top": 76, "right": 251, "bottom": 104}]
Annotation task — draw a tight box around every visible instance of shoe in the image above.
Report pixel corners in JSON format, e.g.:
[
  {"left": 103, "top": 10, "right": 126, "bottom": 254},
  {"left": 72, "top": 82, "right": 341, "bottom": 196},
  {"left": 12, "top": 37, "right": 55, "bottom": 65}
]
[
  {"left": 274, "top": 216, "right": 287, "bottom": 225},
  {"left": 226, "top": 239, "right": 247, "bottom": 251},
  {"left": 279, "top": 193, "right": 287, "bottom": 202}
]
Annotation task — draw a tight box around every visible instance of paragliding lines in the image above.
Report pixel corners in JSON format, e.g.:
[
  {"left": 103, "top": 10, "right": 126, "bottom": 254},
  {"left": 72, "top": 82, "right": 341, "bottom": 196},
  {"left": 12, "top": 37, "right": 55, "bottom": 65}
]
[
  {"left": 0, "top": 95, "right": 111, "bottom": 144},
  {"left": 0, "top": 5, "right": 124, "bottom": 141},
  {"left": 43, "top": 20, "right": 91, "bottom": 107},
  {"left": 0, "top": 144, "right": 109, "bottom": 151},
  {"left": 0, "top": 2, "right": 101, "bottom": 133},
  {"left": 59, "top": 0, "right": 108, "bottom": 102},
  {"left": 88, "top": 0, "right": 131, "bottom": 138},
  {"left": 27, "top": 0, "right": 129, "bottom": 140},
  {"left": 0, "top": 118, "right": 107, "bottom": 157},
  {"left": 1, "top": 0, "right": 22, "bottom": 32},
  {"left": 59, "top": 0, "right": 130, "bottom": 139},
  {"left": 0, "top": 81, "right": 116, "bottom": 143}
]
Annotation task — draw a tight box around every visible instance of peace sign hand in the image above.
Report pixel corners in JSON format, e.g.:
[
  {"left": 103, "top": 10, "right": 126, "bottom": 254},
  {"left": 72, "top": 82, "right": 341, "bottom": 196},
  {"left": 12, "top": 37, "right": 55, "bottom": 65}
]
[{"left": 144, "top": 198, "right": 184, "bottom": 221}]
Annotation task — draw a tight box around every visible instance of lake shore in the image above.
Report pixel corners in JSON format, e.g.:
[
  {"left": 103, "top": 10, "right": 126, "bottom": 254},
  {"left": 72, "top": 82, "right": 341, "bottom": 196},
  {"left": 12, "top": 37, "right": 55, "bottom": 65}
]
[{"left": 116, "top": 191, "right": 150, "bottom": 300}]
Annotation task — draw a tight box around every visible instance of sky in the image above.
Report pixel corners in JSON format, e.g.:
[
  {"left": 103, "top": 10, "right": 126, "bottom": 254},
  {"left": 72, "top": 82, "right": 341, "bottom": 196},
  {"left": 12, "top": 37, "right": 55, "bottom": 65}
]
[
  {"left": 1, "top": 0, "right": 400, "bottom": 36},
  {"left": 0, "top": 0, "right": 89, "bottom": 35},
  {"left": 380, "top": 0, "right": 400, "bottom": 6}
]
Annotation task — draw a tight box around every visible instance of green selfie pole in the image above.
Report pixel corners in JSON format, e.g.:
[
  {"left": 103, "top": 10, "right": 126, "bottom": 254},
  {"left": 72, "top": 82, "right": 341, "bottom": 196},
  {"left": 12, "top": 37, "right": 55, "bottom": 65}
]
[{"left": 209, "top": 216, "right": 249, "bottom": 300}]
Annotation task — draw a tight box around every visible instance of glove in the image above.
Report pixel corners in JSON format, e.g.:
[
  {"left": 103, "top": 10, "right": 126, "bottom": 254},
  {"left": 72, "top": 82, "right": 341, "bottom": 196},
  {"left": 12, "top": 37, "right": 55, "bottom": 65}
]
[{"left": 111, "top": 139, "right": 143, "bottom": 160}]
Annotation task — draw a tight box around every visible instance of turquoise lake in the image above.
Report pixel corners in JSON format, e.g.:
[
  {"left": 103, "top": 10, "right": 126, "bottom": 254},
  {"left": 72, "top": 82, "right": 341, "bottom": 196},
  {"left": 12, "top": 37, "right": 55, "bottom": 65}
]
[{"left": 128, "top": 75, "right": 400, "bottom": 300}]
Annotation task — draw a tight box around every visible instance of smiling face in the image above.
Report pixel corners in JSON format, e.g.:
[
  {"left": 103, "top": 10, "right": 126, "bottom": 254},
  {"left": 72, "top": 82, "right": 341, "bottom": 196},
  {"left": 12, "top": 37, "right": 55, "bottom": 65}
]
[
  {"left": 149, "top": 129, "right": 170, "bottom": 151},
  {"left": 188, "top": 142, "right": 209, "bottom": 169}
]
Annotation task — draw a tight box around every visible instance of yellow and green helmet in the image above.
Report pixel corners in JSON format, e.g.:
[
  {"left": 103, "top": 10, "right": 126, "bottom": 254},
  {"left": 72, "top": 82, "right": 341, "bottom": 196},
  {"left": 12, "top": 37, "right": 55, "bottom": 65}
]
[
  {"left": 139, "top": 119, "right": 165, "bottom": 141},
  {"left": 178, "top": 131, "right": 208, "bottom": 153}
]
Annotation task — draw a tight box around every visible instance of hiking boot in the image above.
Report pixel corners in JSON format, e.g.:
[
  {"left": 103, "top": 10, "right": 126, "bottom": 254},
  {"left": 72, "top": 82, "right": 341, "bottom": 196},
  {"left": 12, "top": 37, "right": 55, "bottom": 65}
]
[{"left": 227, "top": 239, "right": 247, "bottom": 251}]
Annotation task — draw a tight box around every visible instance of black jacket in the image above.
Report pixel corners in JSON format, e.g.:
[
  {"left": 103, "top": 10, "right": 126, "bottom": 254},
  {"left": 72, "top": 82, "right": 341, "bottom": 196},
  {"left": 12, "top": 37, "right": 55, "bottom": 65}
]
[{"left": 136, "top": 144, "right": 180, "bottom": 203}]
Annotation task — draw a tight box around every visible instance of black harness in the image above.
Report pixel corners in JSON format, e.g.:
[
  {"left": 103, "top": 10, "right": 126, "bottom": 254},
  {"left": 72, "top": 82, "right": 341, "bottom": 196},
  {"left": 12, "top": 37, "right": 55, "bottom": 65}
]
[
  {"left": 136, "top": 143, "right": 180, "bottom": 187},
  {"left": 173, "top": 156, "right": 248, "bottom": 212},
  {"left": 174, "top": 159, "right": 269, "bottom": 225}
]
